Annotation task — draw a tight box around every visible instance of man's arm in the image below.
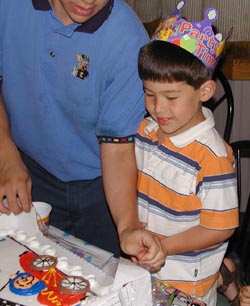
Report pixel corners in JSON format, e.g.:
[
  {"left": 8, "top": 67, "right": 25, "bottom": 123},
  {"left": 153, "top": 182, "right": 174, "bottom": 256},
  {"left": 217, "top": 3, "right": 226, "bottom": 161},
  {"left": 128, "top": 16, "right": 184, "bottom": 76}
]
[
  {"left": 0, "top": 94, "right": 32, "bottom": 214},
  {"left": 100, "top": 142, "right": 166, "bottom": 272}
]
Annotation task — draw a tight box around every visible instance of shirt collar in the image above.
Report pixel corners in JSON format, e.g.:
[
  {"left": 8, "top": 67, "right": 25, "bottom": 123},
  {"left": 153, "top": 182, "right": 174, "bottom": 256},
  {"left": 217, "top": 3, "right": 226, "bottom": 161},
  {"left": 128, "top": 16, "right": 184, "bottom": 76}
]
[
  {"left": 144, "top": 107, "right": 215, "bottom": 148},
  {"left": 32, "top": 0, "right": 114, "bottom": 33}
]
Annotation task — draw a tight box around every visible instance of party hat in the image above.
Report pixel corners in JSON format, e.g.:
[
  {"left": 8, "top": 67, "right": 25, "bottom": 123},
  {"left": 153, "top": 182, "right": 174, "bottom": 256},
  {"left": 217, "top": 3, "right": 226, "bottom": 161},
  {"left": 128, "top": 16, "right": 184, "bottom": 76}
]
[{"left": 152, "top": 0, "right": 233, "bottom": 72}]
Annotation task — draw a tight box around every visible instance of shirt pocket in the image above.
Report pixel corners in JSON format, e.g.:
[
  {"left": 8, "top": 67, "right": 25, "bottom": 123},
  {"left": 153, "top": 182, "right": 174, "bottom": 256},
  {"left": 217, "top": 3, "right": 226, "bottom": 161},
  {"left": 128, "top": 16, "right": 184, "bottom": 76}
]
[{"left": 147, "top": 160, "right": 197, "bottom": 196}]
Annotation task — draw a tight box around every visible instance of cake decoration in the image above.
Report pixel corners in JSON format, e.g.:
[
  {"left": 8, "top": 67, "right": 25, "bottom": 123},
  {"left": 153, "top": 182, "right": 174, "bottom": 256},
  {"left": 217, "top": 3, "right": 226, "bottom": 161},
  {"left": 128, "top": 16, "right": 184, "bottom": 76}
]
[
  {"left": 59, "top": 276, "right": 90, "bottom": 295},
  {"left": 9, "top": 272, "right": 46, "bottom": 296},
  {"left": 19, "top": 251, "right": 88, "bottom": 305},
  {"left": 30, "top": 255, "right": 58, "bottom": 271}
]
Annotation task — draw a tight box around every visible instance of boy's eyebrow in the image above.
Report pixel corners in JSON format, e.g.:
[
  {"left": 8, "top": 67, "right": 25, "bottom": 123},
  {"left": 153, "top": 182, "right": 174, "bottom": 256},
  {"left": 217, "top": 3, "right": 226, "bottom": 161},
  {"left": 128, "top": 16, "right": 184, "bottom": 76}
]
[
  {"left": 162, "top": 90, "right": 181, "bottom": 93},
  {"left": 143, "top": 86, "right": 181, "bottom": 93}
]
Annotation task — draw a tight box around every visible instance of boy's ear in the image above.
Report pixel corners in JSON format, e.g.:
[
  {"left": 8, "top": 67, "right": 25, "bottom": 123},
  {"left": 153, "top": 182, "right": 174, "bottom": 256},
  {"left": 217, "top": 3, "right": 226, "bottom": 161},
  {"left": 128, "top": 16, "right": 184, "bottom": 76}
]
[{"left": 199, "top": 80, "right": 216, "bottom": 102}]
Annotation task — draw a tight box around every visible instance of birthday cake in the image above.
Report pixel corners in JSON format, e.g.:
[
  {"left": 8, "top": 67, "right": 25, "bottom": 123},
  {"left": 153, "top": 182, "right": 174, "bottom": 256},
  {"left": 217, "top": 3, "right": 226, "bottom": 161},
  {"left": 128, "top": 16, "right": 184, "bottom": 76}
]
[{"left": 0, "top": 208, "right": 152, "bottom": 306}]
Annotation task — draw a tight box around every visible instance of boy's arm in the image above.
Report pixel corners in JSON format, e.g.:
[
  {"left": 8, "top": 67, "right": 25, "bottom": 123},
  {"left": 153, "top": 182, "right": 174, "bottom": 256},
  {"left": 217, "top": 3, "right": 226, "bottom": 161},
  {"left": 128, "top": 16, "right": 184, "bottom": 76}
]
[
  {"left": 157, "top": 147, "right": 238, "bottom": 256},
  {"left": 160, "top": 225, "right": 235, "bottom": 256},
  {"left": 100, "top": 142, "right": 166, "bottom": 272},
  {"left": 0, "top": 95, "right": 32, "bottom": 214}
]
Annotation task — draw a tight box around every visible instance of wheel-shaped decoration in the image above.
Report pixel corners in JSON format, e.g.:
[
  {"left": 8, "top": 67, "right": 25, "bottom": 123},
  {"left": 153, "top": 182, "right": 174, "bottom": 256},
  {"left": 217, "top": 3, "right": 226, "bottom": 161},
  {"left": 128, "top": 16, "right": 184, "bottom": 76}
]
[
  {"left": 59, "top": 276, "right": 90, "bottom": 295},
  {"left": 30, "top": 255, "right": 57, "bottom": 271}
]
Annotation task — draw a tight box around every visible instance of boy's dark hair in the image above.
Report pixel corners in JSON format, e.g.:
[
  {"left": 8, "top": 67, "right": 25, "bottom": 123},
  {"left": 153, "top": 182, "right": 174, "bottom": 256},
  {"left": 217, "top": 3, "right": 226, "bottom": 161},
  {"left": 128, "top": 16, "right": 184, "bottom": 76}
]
[{"left": 138, "top": 40, "right": 211, "bottom": 89}]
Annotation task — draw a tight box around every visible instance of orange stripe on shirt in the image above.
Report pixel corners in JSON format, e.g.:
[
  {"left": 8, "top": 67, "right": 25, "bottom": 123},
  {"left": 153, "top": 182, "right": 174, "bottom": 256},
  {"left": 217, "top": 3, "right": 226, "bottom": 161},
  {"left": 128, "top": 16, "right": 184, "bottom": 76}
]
[
  {"left": 138, "top": 172, "right": 202, "bottom": 211},
  {"left": 168, "top": 272, "right": 219, "bottom": 297},
  {"left": 201, "top": 208, "right": 239, "bottom": 229}
]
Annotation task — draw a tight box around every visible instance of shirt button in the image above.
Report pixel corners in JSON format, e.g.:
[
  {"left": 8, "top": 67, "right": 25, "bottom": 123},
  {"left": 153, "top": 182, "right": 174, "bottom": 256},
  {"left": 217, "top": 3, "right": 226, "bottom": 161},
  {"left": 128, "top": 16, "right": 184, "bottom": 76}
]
[{"left": 50, "top": 51, "right": 55, "bottom": 57}]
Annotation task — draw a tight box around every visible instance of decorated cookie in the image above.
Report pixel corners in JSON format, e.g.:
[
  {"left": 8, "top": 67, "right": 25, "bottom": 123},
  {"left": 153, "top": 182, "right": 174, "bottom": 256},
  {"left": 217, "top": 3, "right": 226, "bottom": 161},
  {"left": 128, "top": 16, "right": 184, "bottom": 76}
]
[
  {"left": 59, "top": 276, "right": 90, "bottom": 295},
  {"left": 30, "top": 255, "right": 57, "bottom": 271}
]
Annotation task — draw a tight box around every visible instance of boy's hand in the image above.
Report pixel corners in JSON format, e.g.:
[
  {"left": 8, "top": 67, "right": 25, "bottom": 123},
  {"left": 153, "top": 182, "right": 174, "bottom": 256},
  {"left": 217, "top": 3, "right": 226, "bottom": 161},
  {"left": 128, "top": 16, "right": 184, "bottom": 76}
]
[{"left": 119, "top": 227, "right": 166, "bottom": 273}]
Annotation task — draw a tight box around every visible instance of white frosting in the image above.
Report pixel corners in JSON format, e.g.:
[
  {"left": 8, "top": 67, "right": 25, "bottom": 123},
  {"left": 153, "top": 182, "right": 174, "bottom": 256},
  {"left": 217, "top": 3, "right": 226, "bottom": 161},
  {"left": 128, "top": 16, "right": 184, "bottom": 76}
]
[
  {"left": 68, "top": 265, "right": 83, "bottom": 276},
  {"left": 14, "top": 230, "right": 27, "bottom": 241},
  {"left": 44, "top": 247, "right": 56, "bottom": 256},
  {"left": 0, "top": 229, "right": 9, "bottom": 237},
  {"left": 39, "top": 244, "right": 51, "bottom": 252},
  {"left": 57, "top": 256, "right": 68, "bottom": 262},
  {"left": 26, "top": 236, "right": 37, "bottom": 243},
  {"left": 56, "top": 257, "right": 69, "bottom": 271},
  {"left": 28, "top": 239, "right": 40, "bottom": 248},
  {"left": 70, "top": 265, "right": 82, "bottom": 271},
  {"left": 85, "top": 274, "right": 97, "bottom": 287},
  {"left": 69, "top": 269, "right": 83, "bottom": 277}
]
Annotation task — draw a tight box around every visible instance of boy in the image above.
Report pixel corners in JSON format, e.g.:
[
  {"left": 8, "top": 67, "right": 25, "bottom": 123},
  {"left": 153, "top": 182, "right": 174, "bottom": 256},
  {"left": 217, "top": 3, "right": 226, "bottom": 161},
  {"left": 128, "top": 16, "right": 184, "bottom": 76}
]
[{"left": 135, "top": 0, "right": 239, "bottom": 304}]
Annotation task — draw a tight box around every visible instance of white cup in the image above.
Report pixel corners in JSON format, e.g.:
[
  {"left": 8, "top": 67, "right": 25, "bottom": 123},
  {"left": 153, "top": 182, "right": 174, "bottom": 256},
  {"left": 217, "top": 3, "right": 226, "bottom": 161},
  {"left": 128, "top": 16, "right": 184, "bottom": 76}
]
[{"left": 33, "top": 201, "right": 52, "bottom": 233}]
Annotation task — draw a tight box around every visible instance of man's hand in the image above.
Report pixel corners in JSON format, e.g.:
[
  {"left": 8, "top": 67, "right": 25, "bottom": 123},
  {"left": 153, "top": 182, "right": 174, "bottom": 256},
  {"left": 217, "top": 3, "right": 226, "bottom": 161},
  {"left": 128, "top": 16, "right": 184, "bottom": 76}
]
[
  {"left": 0, "top": 147, "right": 32, "bottom": 215},
  {"left": 0, "top": 95, "right": 32, "bottom": 215},
  {"left": 119, "top": 227, "right": 166, "bottom": 273}
]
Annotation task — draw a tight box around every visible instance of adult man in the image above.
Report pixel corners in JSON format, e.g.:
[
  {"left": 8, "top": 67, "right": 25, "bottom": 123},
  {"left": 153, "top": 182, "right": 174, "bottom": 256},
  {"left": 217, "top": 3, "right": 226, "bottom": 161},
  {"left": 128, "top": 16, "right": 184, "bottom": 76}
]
[{"left": 0, "top": 0, "right": 165, "bottom": 270}]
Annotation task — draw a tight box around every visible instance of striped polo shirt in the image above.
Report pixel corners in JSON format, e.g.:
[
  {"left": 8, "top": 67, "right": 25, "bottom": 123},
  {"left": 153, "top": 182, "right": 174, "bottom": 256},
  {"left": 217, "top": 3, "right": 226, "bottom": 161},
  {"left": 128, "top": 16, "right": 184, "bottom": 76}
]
[{"left": 135, "top": 107, "right": 239, "bottom": 299}]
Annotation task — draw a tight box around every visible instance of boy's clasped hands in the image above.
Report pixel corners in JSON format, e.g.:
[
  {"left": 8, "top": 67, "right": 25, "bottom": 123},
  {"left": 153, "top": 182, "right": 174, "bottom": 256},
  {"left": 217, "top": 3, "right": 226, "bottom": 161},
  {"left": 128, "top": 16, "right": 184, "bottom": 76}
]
[{"left": 120, "top": 221, "right": 166, "bottom": 273}]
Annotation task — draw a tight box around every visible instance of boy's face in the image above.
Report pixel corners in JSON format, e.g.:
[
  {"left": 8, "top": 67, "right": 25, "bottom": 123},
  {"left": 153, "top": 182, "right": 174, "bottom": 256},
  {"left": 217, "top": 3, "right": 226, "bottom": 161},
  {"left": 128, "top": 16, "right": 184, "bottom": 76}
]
[
  {"left": 51, "top": 0, "right": 110, "bottom": 25},
  {"left": 143, "top": 80, "right": 212, "bottom": 140},
  {"left": 13, "top": 275, "right": 38, "bottom": 289}
]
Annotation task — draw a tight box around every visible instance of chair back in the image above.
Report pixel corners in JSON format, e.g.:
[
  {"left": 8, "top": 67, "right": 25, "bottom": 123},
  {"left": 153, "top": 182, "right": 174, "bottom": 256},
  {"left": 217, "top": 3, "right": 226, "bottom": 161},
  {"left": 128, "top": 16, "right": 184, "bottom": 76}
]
[
  {"left": 230, "top": 140, "right": 250, "bottom": 284},
  {"left": 205, "top": 68, "right": 234, "bottom": 143}
]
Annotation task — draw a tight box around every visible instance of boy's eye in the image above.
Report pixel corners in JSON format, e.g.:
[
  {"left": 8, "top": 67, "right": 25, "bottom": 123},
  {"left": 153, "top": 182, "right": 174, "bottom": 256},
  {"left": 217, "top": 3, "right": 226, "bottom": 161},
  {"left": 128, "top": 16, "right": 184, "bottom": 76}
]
[
  {"left": 145, "top": 92, "right": 154, "bottom": 97},
  {"left": 166, "top": 96, "right": 178, "bottom": 100}
]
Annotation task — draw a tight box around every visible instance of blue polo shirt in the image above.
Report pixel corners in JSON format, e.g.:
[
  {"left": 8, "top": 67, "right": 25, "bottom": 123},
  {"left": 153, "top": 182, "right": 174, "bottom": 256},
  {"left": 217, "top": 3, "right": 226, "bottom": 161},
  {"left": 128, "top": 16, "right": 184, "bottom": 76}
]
[{"left": 0, "top": 0, "right": 148, "bottom": 181}]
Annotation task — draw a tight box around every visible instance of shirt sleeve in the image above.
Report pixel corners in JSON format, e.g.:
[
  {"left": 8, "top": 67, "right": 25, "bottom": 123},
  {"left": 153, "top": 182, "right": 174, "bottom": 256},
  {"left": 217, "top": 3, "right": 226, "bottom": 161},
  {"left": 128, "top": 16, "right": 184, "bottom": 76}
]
[
  {"left": 96, "top": 25, "right": 148, "bottom": 139},
  {"left": 198, "top": 149, "right": 239, "bottom": 230}
]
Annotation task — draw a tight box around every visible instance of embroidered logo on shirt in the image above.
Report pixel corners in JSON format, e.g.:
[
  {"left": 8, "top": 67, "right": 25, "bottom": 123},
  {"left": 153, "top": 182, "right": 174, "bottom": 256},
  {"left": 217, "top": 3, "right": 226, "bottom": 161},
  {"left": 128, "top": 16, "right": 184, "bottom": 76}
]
[{"left": 72, "top": 54, "right": 89, "bottom": 80}]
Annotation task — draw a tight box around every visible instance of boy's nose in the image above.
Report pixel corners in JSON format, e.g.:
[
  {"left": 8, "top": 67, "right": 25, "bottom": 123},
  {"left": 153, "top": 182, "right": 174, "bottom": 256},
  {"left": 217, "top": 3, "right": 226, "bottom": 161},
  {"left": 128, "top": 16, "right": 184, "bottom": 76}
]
[{"left": 154, "top": 99, "right": 166, "bottom": 114}]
